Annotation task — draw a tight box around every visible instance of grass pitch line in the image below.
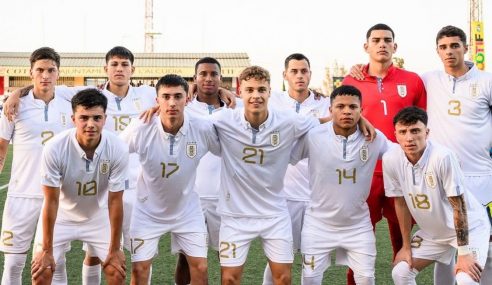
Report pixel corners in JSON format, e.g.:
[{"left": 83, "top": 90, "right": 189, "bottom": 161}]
[{"left": 0, "top": 183, "right": 8, "bottom": 191}]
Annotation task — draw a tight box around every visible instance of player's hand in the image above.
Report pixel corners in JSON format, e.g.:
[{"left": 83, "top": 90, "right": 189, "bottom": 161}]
[
  {"left": 187, "top": 83, "right": 198, "bottom": 103},
  {"left": 218, "top": 87, "right": 237, "bottom": 108},
  {"left": 103, "top": 249, "right": 126, "bottom": 278},
  {"left": 31, "top": 250, "right": 56, "bottom": 280},
  {"left": 349, "top": 64, "right": 365, "bottom": 80},
  {"left": 3, "top": 92, "right": 20, "bottom": 121},
  {"left": 393, "top": 247, "right": 413, "bottom": 268},
  {"left": 310, "top": 88, "right": 325, "bottom": 100},
  {"left": 359, "top": 116, "right": 376, "bottom": 142},
  {"left": 455, "top": 253, "right": 482, "bottom": 282},
  {"left": 139, "top": 105, "right": 160, "bottom": 123}
]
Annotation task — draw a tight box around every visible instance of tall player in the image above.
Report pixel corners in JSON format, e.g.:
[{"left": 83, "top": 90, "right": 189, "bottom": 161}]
[
  {"left": 262, "top": 53, "right": 331, "bottom": 285},
  {"left": 121, "top": 74, "right": 220, "bottom": 285},
  {"left": 31, "top": 89, "right": 128, "bottom": 285},
  {"left": 384, "top": 107, "right": 490, "bottom": 285},
  {"left": 0, "top": 47, "right": 74, "bottom": 285},
  {"left": 291, "top": 85, "right": 390, "bottom": 285},
  {"left": 342, "top": 23, "right": 427, "bottom": 285},
  {"left": 173, "top": 57, "right": 232, "bottom": 285},
  {"left": 421, "top": 25, "right": 492, "bottom": 284},
  {"left": 211, "top": 66, "right": 336, "bottom": 284}
]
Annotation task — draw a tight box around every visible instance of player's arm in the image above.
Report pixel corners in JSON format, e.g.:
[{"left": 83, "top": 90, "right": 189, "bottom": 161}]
[
  {"left": 187, "top": 83, "right": 237, "bottom": 108},
  {"left": 103, "top": 190, "right": 126, "bottom": 278},
  {"left": 393, "top": 196, "right": 414, "bottom": 267},
  {"left": 31, "top": 185, "right": 59, "bottom": 280},
  {"left": 0, "top": 138, "right": 9, "bottom": 173},
  {"left": 358, "top": 116, "right": 376, "bottom": 142},
  {"left": 3, "top": 85, "right": 33, "bottom": 121},
  {"left": 449, "top": 194, "right": 482, "bottom": 282},
  {"left": 348, "top": 64, "right": 365, "bottom": 80}
]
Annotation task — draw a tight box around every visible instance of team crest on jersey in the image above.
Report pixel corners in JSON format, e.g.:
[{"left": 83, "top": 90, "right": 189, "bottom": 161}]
[
  {"left": 309, "top": 109, "right": 321, "bottom": 118},
  {"left": 186, "top": 142, "right": 197, "bottom": 158},
  {"left": 359, "top": 145, "right": 369, "bottom": 162},
  {"left": 133, "top": 98, "right": 142, "bottom": 111},
  {"left": 397, "top": 85, "right": 407, "bottom": 97},
  {"left": 425, "top": 171, "right": 437, "bottom": 189},
  {"left": 270, "top": 131, "right": 280, "bottom": 147},
  {"left": 60, "top": 113, "right": 67, "bottom": 127},
  {"left": 100, "top": 160, "right": 110, "bottom": 175},
  {"left": 469, "top": 84, "right": 480, "bottom": 99}
]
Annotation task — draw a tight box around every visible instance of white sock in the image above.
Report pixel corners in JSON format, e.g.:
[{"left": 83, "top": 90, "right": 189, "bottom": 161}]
[
  {"left": 82, "top": 263, "right": 101, "bottom": 285},
  {"left": 262, "top": 263, "right": 273, "bottom": 285},
  {"left": 1, "top": 253, "right": 26, "bottom": 285},
  {"left": 52, "top": 255, "right": 68, "bottom": 285},
  {"left": 433, "top": 260, "right": 455, "bottom": 285}
]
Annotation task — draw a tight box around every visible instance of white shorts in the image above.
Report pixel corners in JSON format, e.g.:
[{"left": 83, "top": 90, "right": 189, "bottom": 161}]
[
  {"left": 129, "top": 206, "right": 207, "bottom": 262},
  {"left": 34, "top": 210, "right": 111, "bottom": 263},
  {"left": 0, "top": 196, "right": 43, "bottom": 253},
  {"left": 301, "top": 215, "right": 375, "bottom": 278},
  {"left": 219, "top": 212, "right": 294, "bottom": 267},
  {"left": 411, "top": 226, "right": 490, "bottom": 266},
  {"left": 287, "top": 199, "right": 308, "bottom": 252},
  {"left": 200, "top": 198, "right": 221, "bottom": 251},
  {"left": 122, "top": 188, "right": 136, "bottom": 251}
]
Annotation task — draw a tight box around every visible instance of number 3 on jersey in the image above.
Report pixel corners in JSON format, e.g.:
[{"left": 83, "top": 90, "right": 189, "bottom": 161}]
[{"left": 448, "top": 100, "right": 461, "bottom": 116}]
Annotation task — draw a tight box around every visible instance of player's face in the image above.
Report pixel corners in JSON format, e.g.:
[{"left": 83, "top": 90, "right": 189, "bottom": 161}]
[
  {"left": 395, "top": 121, "right": 429, "bottom": 161},
  {"left": 364, "top": 30, "right": 397, "bottom": 64},
  {"left": 194, "top": 63, "right": 221, "bottom": 96},
  {"left": 72, "top": 106, "right": 107, "bottom": 144},
  {"left": 436, "top": 36, "right": 468, "bottom": 70},
  {"left": 283, "top": 59, "right": 311, "bottom": 94},
  {"left": 104, "top": 56, "right": 135, "bottom": 87},
  {"left": 329, "top": 95, "right": 361, "bottom": 134},
  {"left": 30, "top": 59, "right": 59, "bottom": 94},
  {"left": 156, "top": 85, "right": 187, "bottom": 121},
  {"left": 240, "top": 78, "right": 270, "bottom": 116}
]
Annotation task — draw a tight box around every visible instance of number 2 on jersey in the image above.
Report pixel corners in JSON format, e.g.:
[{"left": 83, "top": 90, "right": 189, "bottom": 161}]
[
  {"left": 242, "top": 147, "right": 265, "bottom": 164},
  {"left": 41, "top": 131, "right": 54, "bottom": 145}
]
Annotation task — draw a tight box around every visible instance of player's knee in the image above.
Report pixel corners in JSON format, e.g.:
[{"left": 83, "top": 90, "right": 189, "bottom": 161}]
[
  {"left": 301, "top": 274, "right": 323, "bottom": 285},
  {"left": 193, "top": 260, "right": 208, "bottom": 277},
  {"left": 132, "top": 262, "right": 151, "bottom": 279},
  {"left": 354, "top": 273, "right": 375, "bottom": 285},
  {"left": 455, "top": 271, "right": 478, "bottom": 285},
  {"left": 392, "top": 261, "right": 418, "bottom": 285},
  {"left": 221, "top": 271, "right": 241, "bottom": 285},
  {"left": 272, "top": 271, "right": 291, "bottom": 285}
]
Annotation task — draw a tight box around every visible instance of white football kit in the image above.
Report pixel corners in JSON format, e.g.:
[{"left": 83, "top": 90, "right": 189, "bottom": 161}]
[
  {"left": 211, "top": 107, "right": 318, "bottom": 266},
  {"left": 422, "top": 63, "right": 492, "bottom": 206},
  {"left": 291, "top": 122, "right": 389, "bottom": 284},
  {"left": 35, "top": 128, "right": 129, "bottom": 262},
  {"left": 269, "top": 90, "right": 330, "bottom": 251},
  {"left": 383, "top": 141, "right": 490, "bottom": 265},
  {"left": 0, "top": 89, "right": 73, "bottom": 253},
  {"left": 186, "top": 98, "right": 226, "bottom": 250},
  {"left": 120, "top": 114, "right": 220, "bottom": 261}
]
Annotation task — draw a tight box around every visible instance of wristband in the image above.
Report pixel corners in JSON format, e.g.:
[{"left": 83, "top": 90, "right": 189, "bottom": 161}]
[{"left": 457, "top": 245, "right": 471, "bottom": 256}]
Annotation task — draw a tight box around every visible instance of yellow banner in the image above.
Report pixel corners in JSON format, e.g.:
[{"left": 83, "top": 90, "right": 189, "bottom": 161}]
[
  {"left": 0, "top": 66, "right": 244, "bottom": 77},
  {"left": 471, "top": 21, "right": 485, "bottom": 70}
]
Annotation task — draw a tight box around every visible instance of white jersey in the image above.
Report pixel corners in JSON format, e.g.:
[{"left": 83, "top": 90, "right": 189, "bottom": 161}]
[
  {"left": 291, "top": 122, "right": 390, "bottom": 229},
  {"left": 212, "top": 107, "right": 319, "bottom": 218},
  {"left": 186, "top": 98, "right": 225, "bottom": 199},
  {"left": 120, "top": 115, "right": 220, "bottom": 223},
  {"left": 41, "top": 129, "right": 129, "bottom": 223},
  {"left": 0, "top": 90, "right": 73, "bottom": 198},
  {"left": 422, "top": 63, "right": 492, "bottom": 177},
  {"left": 56, "top": 84, "right": 157, "bottom": 190},
  {"left": 383, "top": 140, "right": 488, "bottom": 241},
  {"left": 269, "top": 90, "right": 330, "bottom": 201}
]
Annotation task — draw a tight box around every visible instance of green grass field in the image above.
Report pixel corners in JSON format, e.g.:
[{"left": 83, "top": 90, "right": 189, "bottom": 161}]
[{"left": 0, "top": 146, "right": 434, "bottom": 284}]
